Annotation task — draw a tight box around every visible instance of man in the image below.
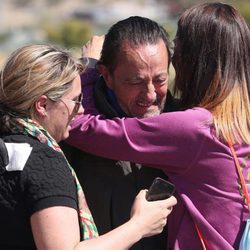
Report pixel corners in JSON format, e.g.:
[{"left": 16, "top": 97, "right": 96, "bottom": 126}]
[{"left": 64, "top": 16, "right": 179, "bottom": 250}]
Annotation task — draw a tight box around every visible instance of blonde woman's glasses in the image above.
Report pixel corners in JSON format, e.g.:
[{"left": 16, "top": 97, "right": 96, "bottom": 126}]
[{"left": 60, "top": 93, "right": 83, "bottom": 113}]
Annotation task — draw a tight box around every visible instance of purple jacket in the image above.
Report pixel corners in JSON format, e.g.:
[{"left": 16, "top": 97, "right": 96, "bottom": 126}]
[{"left": 67, "top": 69, "right": 249, "bottom": 250}]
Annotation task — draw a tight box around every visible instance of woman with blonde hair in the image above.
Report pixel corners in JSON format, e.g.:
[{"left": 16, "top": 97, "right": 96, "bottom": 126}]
[
  {"left": 67, "top": 2, "right": 250, "bottom": 249},
  {"left": 0, "top": 44, "right": 176, "bottom": 249}
]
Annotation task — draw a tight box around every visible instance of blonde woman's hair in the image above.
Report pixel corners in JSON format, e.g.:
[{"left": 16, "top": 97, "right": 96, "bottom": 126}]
[{"left": 0, "top": 44, "right": 84, "bottom": 131}]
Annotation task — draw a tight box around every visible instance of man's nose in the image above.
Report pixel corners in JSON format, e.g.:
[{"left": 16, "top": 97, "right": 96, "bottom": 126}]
[{"left": 144, "top": 83, "right": 157, "bottom": 101}]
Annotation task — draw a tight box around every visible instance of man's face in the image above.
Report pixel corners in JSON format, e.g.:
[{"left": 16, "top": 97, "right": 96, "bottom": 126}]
[{"left": 103, "top": 39, "right": 169, "bottom": 118}]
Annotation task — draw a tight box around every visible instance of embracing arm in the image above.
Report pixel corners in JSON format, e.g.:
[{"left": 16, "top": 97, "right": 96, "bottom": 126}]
[
  {"left": 31, "top": 191, "right": 177, "bottom": 250},
  {"left": 67, "top": 108, "right": 211, "bottom": 172}
]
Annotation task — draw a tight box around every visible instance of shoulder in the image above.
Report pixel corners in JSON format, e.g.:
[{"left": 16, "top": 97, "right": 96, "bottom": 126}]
[
  {"left": 182, "top": 108, "right": 212, "bottom": 131},
  {"left": 132, "top": 107, "right": 212, "bottom": 131},
  {"left": 3, "top": 134, "right": 68, "bottom": 171},
  {"left": 2, "top": 134, "right": 77, "bottom": 215},
  {"left": 162, "top": 107, "right": 213, "bottom": 138},
  {"left": 160, "top": 107, "right": 212, "bottom": 126},
  {"left": 132, "top": 107, "right": 213, "bottom": 146}
]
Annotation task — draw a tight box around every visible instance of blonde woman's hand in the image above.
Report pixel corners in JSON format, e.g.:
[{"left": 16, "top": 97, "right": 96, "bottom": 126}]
[{"left": 130, "top": 190, "right": 177, "bottom": 238}]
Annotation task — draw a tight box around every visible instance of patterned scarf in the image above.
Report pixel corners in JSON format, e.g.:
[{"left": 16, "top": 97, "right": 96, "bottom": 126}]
[{"left": 15, "top": 118, "right": 98, "bottom": 240}]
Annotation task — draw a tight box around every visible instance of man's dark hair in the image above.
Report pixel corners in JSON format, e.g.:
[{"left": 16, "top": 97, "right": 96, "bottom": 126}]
[{"left": 99, "top": 16, "right": 172, "bottom": 73}]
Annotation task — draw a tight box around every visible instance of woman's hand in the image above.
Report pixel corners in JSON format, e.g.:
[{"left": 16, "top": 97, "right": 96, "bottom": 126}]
[
  {"left": 81, "top": 35, "right": 105, "bottom": 60},
  {"left": 130, "top": 190, "right": 177, "bottom": 238},
  {"left": 31, "top": 191, "right": 177, "bottom": 250}
]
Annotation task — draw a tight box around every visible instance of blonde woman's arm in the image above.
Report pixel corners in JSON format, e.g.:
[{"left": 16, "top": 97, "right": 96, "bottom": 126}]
[{"left": 31, "top": 190, "right": 177, "bottom": 250}]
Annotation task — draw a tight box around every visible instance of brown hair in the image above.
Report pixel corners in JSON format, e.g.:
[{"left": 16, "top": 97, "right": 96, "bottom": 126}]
[{"left": 173, "top": 2, "right": 250, "bottom": 144}]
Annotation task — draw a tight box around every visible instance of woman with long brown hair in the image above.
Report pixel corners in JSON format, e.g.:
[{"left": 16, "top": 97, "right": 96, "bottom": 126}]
[{"left": 68, "top": 2, "right": 250, "bottom": 249}]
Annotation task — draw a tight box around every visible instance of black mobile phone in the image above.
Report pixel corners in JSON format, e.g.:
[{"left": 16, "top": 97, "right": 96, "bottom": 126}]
[{"left": 146, "top": 177, "right": 175, "bottom": 201}]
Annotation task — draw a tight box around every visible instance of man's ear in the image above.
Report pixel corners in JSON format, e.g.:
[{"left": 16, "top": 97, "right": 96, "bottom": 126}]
[
  {"left": 97, "top": 64, "right": 113, "bottom": 89},
  {"left": 34, "top": 95, "right": 49, "bottom": 118}
]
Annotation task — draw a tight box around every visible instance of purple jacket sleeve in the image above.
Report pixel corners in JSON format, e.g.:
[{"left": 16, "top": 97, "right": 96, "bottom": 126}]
[
  {"left": 81, "top": 68, "right": 100, "bottom": 115},
  {"left": 67, "top": 108, "right": 212, "bottom": 174}
]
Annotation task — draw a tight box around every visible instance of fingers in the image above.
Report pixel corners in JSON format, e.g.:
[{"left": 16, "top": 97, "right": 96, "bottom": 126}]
[
  {"left": 154, "top": 195, "right": 177, "bottom": 208},
  {"left": 149, "top": 196, "right": 177, "bottom": 222},
  {"left": 166, "top": 196, "right": 177, "bottom": 210},
  {"left": 130, "top": 190, "right": 177, "bottom": 238},
  {"left": 137, "top": 189, "right": 147, "bottom": 198},
  {"left": 81, "top": 35, "right": 105, "bottom": 59}
]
